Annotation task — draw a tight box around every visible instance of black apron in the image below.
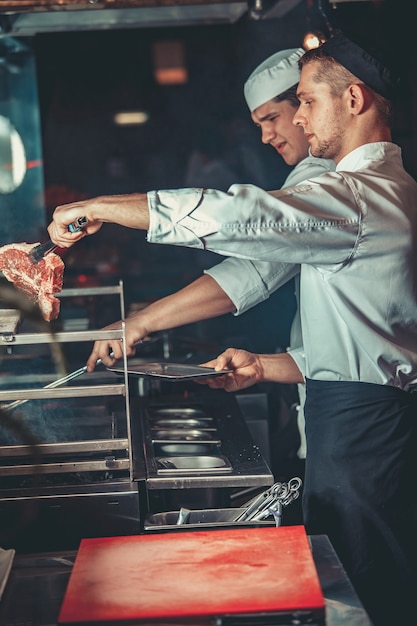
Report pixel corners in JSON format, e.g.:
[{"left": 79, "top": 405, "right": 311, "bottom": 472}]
[{"left": 303, "top": 378, "right": 417, "bottom": 626}]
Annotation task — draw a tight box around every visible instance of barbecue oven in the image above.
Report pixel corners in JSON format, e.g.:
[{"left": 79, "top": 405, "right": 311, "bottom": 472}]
[
  {"left": 132, "top": 390, "right": 274, "bottom": 515},
  {"left": 0, "top": 282, "right": 140, "bottom": 553},
  {"left": 0, "top": 282, "right": 273, "bottom": 553}
]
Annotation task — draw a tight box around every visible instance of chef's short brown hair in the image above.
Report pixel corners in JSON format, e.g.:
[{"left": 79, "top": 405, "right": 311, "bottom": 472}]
[
  {"left": 273, "top": 85, "right": 299, "bottom": 108},
  {"left": 299, "top": 46, "right": 392, "bottom": 125}
]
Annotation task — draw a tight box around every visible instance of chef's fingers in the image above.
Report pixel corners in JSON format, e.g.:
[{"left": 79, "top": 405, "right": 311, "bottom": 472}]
[
  {"left": 86, "top": 341, "right": 121, "bottom": 372},
  {"left": 195, "top": 374, "right": 227, "bottom": 388},
  {"left": 195, "top": 373, "right": 238, "bottom": 392},
  {"left": 199, "top": 348, "right": 261, "bottom": 392},
  {"left": 48, "top": 203, "right": 102, "bottom": 247},
  {"left": 200, "top": 350, "right": 233, "bottom": 371}
]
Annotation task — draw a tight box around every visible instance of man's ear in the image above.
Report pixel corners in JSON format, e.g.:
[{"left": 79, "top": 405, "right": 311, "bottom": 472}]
[{"left": 347, "top": 83, "right": 368, "bottom": 115}]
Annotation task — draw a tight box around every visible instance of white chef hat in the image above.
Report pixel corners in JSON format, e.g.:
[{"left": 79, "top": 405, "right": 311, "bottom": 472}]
[{"left": 244, "top": 47, "right": 305, "bottom": 112}]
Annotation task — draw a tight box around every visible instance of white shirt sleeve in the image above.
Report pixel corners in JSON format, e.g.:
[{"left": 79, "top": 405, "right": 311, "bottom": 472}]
[
  {"left": 205, "top": 257, "right": 299, "bottom": 315},
  {"left": 202, "top": 158, "right": 335, "bottom": 314}
]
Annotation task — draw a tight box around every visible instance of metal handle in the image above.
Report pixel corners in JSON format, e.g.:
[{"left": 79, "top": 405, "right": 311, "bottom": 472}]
[
  {"left": 2, "top": 354, "right": 107, "bottom": 413},
  {"left": 232, "top": 479, "right": 302, "bottom": 523},
  {"left": 1, "top": 335, "right": 158, "bottom": 413},
  {"left": 68, "top": 216, "right": 88, "bottom": 233},
  {"left": 29, "top": 217, "right": 88, "bottom": 263}
]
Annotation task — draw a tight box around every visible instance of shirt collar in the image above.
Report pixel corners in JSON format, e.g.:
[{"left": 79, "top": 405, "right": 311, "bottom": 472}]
[{"left": 336, "top": 142, "right": 400, "bottom": 172}]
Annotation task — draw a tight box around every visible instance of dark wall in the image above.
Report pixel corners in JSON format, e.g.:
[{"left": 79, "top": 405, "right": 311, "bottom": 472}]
[{"left": 31, "top": 0, "right": 417, "bottom": 352}]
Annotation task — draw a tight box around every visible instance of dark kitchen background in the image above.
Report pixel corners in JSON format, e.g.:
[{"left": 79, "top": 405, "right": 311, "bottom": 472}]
[
  {"left": 0, "top": 1, "right": 415, "bottom": 429},
  {"left": 0, "top": 2, "right": 413, "bottom": 418},
  {"left": 1, "top": 0, "right": 416, "bottom": 354},
  {"left": 17, "top": 0, "right": 416, "bottom": 351}
]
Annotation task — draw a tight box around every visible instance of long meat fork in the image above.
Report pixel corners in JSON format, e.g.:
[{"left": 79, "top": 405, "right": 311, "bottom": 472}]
[{"left": 2, "top": 358, "right": 106, "bottom": 413}]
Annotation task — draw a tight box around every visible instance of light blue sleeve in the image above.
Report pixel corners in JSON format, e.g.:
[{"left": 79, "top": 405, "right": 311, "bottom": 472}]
[
  {"left": 286, "top": 346, "right": 306, "bottom": 379},
  {"left": 205, "top": 257, "right": 299, "bottom": 315},
  {"left": 203, "top": 157, "right": 335, "bottom": 314}
]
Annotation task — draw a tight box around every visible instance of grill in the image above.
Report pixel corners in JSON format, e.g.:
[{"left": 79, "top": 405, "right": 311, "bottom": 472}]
[{"left": 0, "top": 282, "right": 273, "bottom": 553}]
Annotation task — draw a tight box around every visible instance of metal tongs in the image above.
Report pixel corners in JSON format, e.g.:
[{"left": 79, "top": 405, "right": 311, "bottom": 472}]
[
  {"left": 232, "top": 478, "right": 302, "bottom": 526},
  {"left": 1, "top": 334, "right": 160, "bottom": 413},
  {"left": 2, "top": 358, "right": 107, "bottom": 413},
  {"left": 29, "top": 217, "right": 88, "bottom": 263}
]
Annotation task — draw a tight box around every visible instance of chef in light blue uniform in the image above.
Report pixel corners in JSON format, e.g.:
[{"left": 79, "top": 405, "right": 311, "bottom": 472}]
[
  {"left": 206, "top": 48, "right": 334, "bottom": 458},
  {"left": 48, "top": 33, "right": 417, "bottom": 626}
]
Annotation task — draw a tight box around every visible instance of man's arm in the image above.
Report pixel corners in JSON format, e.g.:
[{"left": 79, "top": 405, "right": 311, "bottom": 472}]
[
  {"left": 206, "top": 257, "right": 299, "bottom": 315},
  {"left": 47, "top": 194, "right": 150, "bottom": 248},
  {"left": 86, "top": 274, "right": 235, "bottom": 370}
]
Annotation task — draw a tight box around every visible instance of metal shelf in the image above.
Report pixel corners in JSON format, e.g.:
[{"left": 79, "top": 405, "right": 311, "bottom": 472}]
[{"left": 0, "top": 281, "right": 134, "bottom": 482}]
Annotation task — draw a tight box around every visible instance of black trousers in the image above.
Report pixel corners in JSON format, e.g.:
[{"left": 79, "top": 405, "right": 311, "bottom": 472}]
[{"left": 303, "top": 379, "right": 417, "bottom": 626}]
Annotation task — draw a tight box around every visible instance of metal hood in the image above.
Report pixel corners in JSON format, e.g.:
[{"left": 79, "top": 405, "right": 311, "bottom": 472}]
[{"left": 0, "top": 0, "right": 252, "bottom": 37}]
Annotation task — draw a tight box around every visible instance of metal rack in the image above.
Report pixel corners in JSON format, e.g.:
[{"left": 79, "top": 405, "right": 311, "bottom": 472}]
[{"left": 0, "top": 281, "right": 134, "bottom": 483}]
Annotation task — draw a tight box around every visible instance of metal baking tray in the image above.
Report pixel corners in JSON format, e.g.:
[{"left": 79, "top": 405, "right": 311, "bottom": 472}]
[
  {"left": 151, "top": 428, "right": 220, "bottom": 442},
  {"left": 108, "top": 362, "right": 232, "bottom": 380},
  {"left": 156, "top": 455, "right": 232, "bottom": 473},
  {"left": 151, "top": 407, "right": 207, "bottom": 417},
  {"left": 143, "top": 508, "right": 275, "bottom": 531},
  {"left": 150, "top": 419, "right": 216, "bottom": 430},
  {"left": 153, "top": 443, "right": 222, "bottom": 456}
]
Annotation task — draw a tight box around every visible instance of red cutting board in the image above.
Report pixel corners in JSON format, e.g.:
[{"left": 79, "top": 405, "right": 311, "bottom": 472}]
[{"left": 58, "top": 526, "right": 325, "bottom": 624}]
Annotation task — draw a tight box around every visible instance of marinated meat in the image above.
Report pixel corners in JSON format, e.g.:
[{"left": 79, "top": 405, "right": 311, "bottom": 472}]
[{"left": 0, "top": 242, "right": 64, "bottom": 321}]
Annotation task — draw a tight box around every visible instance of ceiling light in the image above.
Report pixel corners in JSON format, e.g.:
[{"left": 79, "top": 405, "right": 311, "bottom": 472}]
[
  {"left": 303, "top": 31, "right": 327, "bottom": 50},
  {"left": 152, "top": 40, "right": 188, "bottom": 86},
  {"left": 113, "top": 111, "right": 149, "bottom": 126}
]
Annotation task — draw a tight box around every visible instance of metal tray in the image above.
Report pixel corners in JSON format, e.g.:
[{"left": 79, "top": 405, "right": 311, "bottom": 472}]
[
  {"left": 144, "top": 508, "right": 275, "bottom": 531},
  {"left": 156, "top": 455, "right": 232, "bottom": 473},
  {"left": 108, "top": 362, "right": 232, "bottom": 380},
  {"left": 150, "top": 407, "right": 207, "bottom": 417},
  {"left": 153, "top": 443, "right": 222, "bottom": 456},
  {"left": 151, "top": 428, "right": 220, "bottom": 442},
  {"left": 150, "top": 419, "right": 216, "bottom": 429}
]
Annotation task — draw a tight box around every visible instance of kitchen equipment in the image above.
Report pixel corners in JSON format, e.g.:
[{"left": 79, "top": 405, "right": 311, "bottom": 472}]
[
  {"left": 108, "top": 361, "right": 232, "bottom": 380},
  {"left": 144, "top": 507, "right": 275, "bottom": 531},
  {"left": 2, "top": 334, "right": 160, "bottom": 413},
  {"left": 137, "top": 395, "right": 274, "bottom": 494},
  {"left": 150, "top": 418, "right": 215, "bottom": 428},
  {"left": 0, "top": 282, "right": 273, "bottom": 553},
  {"left": 0, "top": 309, "right": 22, "bottom": 342},
  {"left": 233, "top": 478, "right": 302, "bottom": 522},
  {"left": 156, "top": 454, "right": 232, "bottom": 472},
  {"left": 0, "top": 283, "right": 143, "bottom": 553},
  {"left": 58, "top": 526, "right": 325, "bottom": 625},
  {"left": 29, "top": 217, "right": 88, "bottom": 263},
  {"left": 0, "top": 547, "right": 15, "bottom": 601},
  {"left": 151, "top": 428, "right": 218, "bottom": 441}
]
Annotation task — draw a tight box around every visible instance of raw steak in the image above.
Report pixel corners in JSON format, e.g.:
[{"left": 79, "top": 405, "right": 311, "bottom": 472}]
[{"left": 0, "top": 242, "right": 64, "bottom": 321}]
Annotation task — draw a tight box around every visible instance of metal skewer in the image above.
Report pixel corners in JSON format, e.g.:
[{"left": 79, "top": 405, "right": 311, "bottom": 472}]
[
  {"left": 1, "top": 334, "right": 160, "bottom": 413},
  {"left": 2, "top": 359, "right": 104, "bottom": 413}
]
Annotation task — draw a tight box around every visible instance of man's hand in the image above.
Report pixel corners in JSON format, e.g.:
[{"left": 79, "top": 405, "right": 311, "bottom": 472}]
[
  {"left": 47, "top": 199, "right": 103, "bottom": 248},
  {"left": 198, "top": 348, "right": 264, "bottom": 392},
  {"left": 47, "top": 193, "right": 150, "bottom": 248},
  {"left": 86, "top": 314, "right": 152, "bottom": 372},
  {"left": 198, "top": 348, "right": 304, "bottom": 391}
]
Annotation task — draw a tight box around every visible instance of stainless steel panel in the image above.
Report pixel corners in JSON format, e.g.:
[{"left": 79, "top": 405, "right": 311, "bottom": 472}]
[
  {"left": 151, "top": 429, "right": 219, "bottom": 441},
  {"left": 144, "top": 508, "right": 274, "bottom": 531},
  {"left": 156, "top": 455, "right": 232, "bottom": 473},
  {"left": 153, "top": 442, "right": 221, "bottom": 456}
]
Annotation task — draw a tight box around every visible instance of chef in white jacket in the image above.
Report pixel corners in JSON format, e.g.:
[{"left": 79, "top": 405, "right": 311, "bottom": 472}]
[
  {"left": 48, "top": 32, "right": 417, "bottom": 626},
  {"left": 70, "top": 48, "right": 336, "bottom": 457}
]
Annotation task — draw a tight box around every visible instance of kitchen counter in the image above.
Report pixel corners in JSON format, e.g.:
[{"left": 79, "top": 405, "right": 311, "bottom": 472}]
[{"left": 0, "top": 534, "right": 372, "bottom": 626}]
